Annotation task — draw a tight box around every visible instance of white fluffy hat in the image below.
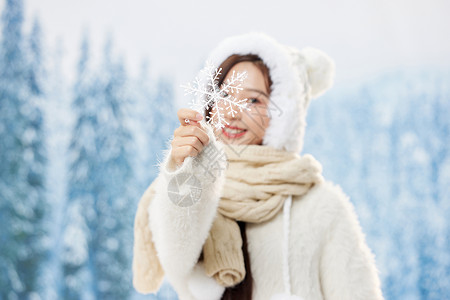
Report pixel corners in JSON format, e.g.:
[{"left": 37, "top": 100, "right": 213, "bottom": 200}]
[{"left": 206, "top": 32, "right": 335, "bottom": 153}]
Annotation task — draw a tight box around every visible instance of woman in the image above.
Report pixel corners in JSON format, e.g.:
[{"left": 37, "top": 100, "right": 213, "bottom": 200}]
[{"left": 133, "top": 33, "right": 384, "bottom": 300}]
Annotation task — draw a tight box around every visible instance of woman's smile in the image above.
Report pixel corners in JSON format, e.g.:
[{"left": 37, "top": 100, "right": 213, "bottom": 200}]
[{"left": 222, "top": 124, "right": 247, "bottom": 138}]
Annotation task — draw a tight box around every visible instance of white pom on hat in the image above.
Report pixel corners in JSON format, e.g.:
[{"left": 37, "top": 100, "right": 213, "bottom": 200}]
[{"left": 299, "top": 47, "right": 336, "bottom": 99}]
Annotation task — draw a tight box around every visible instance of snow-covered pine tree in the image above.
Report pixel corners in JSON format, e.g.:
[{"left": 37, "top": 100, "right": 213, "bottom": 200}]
[
  {"left": 150, "top": 76, "right": 177, "bottom": 168},
  {"left": 64, "top": 35, "right": 136, "bottom": 300},
  {"left": 128, "top": 59, "right": 156, "bottom": 191},
  {"left": 24, "top": 16, "right": 49, "bottom": 298},
  {"left": 0, "top": 0, "right": 47, "bottom": 298},
  {"left": 63, "top": 34, "right": 93, "bottom": 300},
  {"left": 88, "top": 37, "right": 135, "bottom": 300},
  {"left": 128, "top": 61, "right": 179, "bottom": 300},
  {"left": 41, "top": 38, "right": 72, "bottom": 300},
  {"left": 130, "top": 61, "right": 178, "bottom": 189}
]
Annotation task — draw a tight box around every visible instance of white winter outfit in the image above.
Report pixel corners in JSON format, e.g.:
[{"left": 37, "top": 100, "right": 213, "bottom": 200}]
[{"left": 133, "top": 33, "right": 384, "bottom": 300}]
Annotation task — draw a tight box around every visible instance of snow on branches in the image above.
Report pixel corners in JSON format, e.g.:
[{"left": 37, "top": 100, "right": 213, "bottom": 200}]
[{"left": 181, "top": 61, "right": 250, "bottom": 129}]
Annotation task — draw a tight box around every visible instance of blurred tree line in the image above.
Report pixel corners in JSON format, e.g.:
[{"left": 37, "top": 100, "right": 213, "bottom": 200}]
[{"left": 0, "top": 0, "right": 177, "bottom": 299}]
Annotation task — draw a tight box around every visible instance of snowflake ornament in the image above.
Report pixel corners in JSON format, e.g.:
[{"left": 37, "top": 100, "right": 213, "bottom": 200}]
[{"left": 181, "top": 61, "right": 251, "bottom": 129}]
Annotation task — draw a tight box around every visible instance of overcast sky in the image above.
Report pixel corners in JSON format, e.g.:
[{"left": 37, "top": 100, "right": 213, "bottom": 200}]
[{"left": 2, "top": 0, "right": 449, "bottom": 101}]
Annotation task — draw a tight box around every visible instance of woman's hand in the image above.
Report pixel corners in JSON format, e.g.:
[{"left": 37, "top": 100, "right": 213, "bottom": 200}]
[{"left": 170, "top": 108, "right": 210, "bottom": 167}]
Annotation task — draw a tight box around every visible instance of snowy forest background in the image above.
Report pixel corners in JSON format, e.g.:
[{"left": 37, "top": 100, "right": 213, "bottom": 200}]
[{"left": 0, "top": 0, "right": 449, "bottom": 299}]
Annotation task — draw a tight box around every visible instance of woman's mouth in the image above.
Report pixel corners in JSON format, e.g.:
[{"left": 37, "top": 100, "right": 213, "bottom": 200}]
[{"left": 222, "top": 124, "right": 247, "bottom": 138}]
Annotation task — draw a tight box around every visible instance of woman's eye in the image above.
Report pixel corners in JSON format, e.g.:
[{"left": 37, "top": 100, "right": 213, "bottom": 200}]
[
  {"left": 221, "top": 91, "right": 229, "bottom": 98},
  {"left": 248, "top": 98, "right": 260, "bottom": 104}
]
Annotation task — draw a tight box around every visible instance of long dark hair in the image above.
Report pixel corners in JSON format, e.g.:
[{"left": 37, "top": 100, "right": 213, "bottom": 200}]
[
  {"left": 210, "top": 54, "right": 272, "bottom": 300},
  {"left": 220, "top": 221, "right": 252, "bottom": 300}
]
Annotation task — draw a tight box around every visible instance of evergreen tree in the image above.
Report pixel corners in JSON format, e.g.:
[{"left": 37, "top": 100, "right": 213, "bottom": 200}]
[
  {"left": 131, "top": 62, "right": 177, "bottom": 189},
  {"left": 64, "top": 35, "right": 136, "bottom": 299},
  {"left": 128, "top": 59, "right": 155, "bottom": 191},
  {"left": 88, "top": 38, "right": 135, "bottom": 300},
  {"left": 41, "top": 38, "right": 71, "bottom": 300},
  {"left": 129, "top": 62, "right": 179, "bottom": 300},
  {"left": 63, "top": 34, "right": 93, "bottom": 299},
  {"left": 150, "top": 77, "right": 177, "bottom": 167},
  {"left": 0, "top": 0, "right": 47, "bottom": 298},
  {"left": 148, "top": 75, "right": 179, "bottom": 300},
  {"left": 24, "top": 16, "right": 48, "bottom": 298}
]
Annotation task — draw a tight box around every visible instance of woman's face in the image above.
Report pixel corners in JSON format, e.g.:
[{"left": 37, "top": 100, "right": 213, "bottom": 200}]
[{"left": 211, "top": 61, "right": 270, "bottom": 145}]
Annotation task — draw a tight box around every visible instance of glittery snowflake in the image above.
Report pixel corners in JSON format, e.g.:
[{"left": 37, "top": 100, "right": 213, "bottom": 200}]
[{"left": 181, "top": 61, "right": 250, "bottom": 129}]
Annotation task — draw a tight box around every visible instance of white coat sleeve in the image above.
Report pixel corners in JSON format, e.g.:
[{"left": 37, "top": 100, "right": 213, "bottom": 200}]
[
  {"left": 148, "top": 123, "right": 227, "bottom": 299},
  {"left": 319, "top": 187, "right": 384, "bottom": 300}
]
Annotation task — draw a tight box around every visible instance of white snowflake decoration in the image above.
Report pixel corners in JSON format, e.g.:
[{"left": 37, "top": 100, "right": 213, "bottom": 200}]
[{"left": 181, "top": 61, "right": 251, "bottom": 129}]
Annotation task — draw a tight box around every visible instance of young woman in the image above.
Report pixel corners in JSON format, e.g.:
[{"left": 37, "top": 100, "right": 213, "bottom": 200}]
[{"left": 133, "top": 33, "right": 384, "bottom": 300}]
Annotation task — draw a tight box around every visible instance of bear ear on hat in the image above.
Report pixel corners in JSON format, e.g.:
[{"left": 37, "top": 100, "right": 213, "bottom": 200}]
[{"left": 299, "top": 47, "right": 336, "bottom": 99}]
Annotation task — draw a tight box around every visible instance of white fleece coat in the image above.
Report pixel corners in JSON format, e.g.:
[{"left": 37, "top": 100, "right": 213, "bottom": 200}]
[{"left": 139, "top": 126, "right": 384, "bottom": 300}]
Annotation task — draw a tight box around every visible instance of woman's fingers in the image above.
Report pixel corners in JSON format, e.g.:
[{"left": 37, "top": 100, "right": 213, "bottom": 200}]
[
  {"left": 171, "top": 136, "right": 205, "bottom": 154},
  {"left": 171, "top": 145, "right": 199, "bottom": 165},
  {"left": 173, "top": 125, "right": 209, "bottom": 147},
  {"left": 170, "top": 108, "right": 209, "bottom": 166},
  {"left": 177, "top": 108, "right": 203, "bottom": 126}
]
